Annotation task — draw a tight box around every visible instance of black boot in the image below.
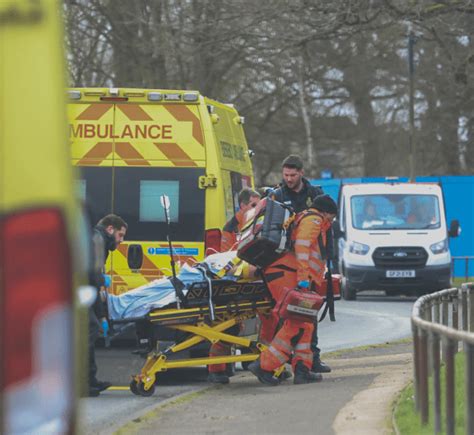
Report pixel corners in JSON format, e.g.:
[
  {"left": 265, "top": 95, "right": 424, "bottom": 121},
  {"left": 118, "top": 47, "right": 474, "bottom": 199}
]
[
  {"left": 207, "top": 372, "right": 230, "bottom": 384},
  {"left": 293, "top": 361, "right": 323, "bottom": 384},
  {"left": 278, "top": 366, "right": 292, "bottom": 381},
  {"left": 248, "top": 360, "right": 279, "bottom": 386},
  {"left": 88, "top": 386, "right": 101, "bottom": 397},
  {"left": 91, "top": 380, "right": 112, "bottom": 391},
  {"left": 312, "top": 358, "right": 332, "bottom": 373}
]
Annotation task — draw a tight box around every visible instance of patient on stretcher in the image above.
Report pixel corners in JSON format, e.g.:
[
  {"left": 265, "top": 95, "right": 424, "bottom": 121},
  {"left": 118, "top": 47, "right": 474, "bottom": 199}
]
[{"left": 107, "top": 251, "right": 256, "bottom": 320}]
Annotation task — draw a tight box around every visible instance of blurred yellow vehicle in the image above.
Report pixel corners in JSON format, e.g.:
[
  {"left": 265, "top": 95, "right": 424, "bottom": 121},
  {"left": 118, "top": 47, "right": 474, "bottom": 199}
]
[
  {"left": 68, "top": 88, "right": 255, "bottom": 294},
  {"left": 0, "top": 1, "right": 86, "bottom": 433}
]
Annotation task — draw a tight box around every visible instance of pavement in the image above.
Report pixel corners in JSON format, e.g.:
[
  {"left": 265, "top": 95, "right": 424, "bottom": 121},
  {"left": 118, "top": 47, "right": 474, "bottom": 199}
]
[
  {"left": 111, "top": 341, "right": 413, "bottom": 435},
  {"left": 80, "top": 292, "right": 415, "bottom": 433}
]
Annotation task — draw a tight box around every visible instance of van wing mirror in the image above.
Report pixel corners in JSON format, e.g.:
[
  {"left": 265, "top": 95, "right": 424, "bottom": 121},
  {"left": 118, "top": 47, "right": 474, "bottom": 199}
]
[{"left": 448, "top": 219, "right": 461, "bottom": 238}]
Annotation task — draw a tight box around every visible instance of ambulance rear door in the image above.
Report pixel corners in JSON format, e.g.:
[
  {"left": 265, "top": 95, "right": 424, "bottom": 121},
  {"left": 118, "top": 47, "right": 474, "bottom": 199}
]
[
  {"left": 68, "top": 90, "right": 114, "bottom": 224},
  {"left": 111, "top": 91, "right": 206, "bottom": 293}
]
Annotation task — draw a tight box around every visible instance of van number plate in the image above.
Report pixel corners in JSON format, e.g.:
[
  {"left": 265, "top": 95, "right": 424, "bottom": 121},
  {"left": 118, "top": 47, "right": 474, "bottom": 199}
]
[{"left": 386, "top": 270, "right": 416, "bottom": 278}]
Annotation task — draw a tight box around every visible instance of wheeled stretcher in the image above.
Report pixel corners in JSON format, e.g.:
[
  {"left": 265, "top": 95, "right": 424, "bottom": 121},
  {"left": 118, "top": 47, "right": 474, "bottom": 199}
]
[
  {"left": 109, "top": 243, "right": 340, "bottom": 397},
  {"left": 113, "top": 278, "right": 280, "bottom": 397}
]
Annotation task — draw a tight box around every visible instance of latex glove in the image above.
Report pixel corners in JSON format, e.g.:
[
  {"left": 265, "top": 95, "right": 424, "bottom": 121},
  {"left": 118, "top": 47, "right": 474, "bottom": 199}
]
[
  {"left": 101, "top": 318, "right": 109, "bottom": 337},
  {"left": 103, "top": 274, "right": 112, "bottom": 288},
  {"left": 297, "top": 280, "right": 310, "bottom": 289}
]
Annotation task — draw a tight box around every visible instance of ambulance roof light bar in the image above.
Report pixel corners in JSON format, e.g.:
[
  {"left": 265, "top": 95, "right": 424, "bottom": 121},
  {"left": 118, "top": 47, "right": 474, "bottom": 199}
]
[
  {"left": 67, "top": 90, "right": 81, "bottom": 100},
  {"left": 183, "top": 93, "right": 199, "bottom": 102},
  {"left": 148, "top": 92, "right": 162, "bottom": 101},
  {"left": 164, "top": 93, "right": 181, "bottom": 101}
]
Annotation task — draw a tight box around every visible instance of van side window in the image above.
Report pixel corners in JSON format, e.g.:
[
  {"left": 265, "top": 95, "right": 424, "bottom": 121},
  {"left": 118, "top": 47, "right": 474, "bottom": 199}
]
[{"left": 140, "top": 180, "right": 179, "bottom": 223}]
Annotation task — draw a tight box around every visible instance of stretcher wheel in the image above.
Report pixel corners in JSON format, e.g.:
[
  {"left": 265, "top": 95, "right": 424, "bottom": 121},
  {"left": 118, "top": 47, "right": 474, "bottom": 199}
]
[
  {"left": 137, "top": 382, "right": 155, "bottom": 397},
  {"left": 130, "top": 380, "right": 139, "bottom": 395}
]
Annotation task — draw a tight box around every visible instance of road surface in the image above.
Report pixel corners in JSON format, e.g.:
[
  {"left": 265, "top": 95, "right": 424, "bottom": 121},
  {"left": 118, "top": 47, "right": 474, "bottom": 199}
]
[{"left": 79, "top": 291, "right": 415, "bottom": 434}]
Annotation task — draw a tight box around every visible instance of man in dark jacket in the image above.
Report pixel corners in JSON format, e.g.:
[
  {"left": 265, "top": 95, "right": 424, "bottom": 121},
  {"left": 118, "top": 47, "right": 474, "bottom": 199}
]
[
  {"left": 271, "top": 154, "right": 324, "bottom": 213},
  {"left": 88, "top": 214, "right": 128, "bottom": 397},
  {"left": 271, "top": 155, "right": 332, "bottom": 374}
]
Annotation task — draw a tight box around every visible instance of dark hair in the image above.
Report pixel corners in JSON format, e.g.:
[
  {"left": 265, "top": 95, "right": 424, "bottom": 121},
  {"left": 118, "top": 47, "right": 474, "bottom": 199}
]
[
  {"left": 238, "top": 188, "right": 260, "bottom": 205},
  {"left": 282, "top": 154, "right": 304, "bottom": 170},
  {"left": 311, "top": 194, "right": 338, "bottom": 214},
  {"left": 98, "top": 214, "right": 128, "bottom": 230}
]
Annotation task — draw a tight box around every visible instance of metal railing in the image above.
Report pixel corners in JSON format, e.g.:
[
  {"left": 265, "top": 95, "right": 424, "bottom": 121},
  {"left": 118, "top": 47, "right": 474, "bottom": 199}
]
[
  {"left": 412, "top": 282, "right": 474, "bottom": 435},
  {"left": 451, "top": 257, "right": 474, "bottom": 281}
]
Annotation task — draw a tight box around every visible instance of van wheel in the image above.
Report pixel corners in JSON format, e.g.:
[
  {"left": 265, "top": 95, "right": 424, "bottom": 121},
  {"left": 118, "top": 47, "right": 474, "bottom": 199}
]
[{"left": 342, "top": 275, "right": 357, "bottom": 301}]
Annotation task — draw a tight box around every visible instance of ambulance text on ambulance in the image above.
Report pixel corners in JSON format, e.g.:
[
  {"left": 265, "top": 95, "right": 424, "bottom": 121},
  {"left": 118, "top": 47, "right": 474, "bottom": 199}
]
[{"left": 69, "top": 124, "right": 173, "bottom": 139}]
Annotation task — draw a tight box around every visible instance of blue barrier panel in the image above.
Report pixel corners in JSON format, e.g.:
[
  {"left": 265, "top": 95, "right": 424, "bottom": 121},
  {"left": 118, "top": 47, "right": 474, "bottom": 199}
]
[
  {"left": 439, "top": 176, "right": 474, "bottom": 278},
  {"left": 310, "top": 175, "right": 474, "bottom": 278},
  {"left": 310, "top": 179, "right": 341, "bottom": 202}
]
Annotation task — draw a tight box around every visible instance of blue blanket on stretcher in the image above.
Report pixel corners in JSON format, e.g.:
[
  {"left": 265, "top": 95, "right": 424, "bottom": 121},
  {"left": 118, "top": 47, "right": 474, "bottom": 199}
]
[{"left": 107, "top": 251, "right": 238, "bottom": 320}]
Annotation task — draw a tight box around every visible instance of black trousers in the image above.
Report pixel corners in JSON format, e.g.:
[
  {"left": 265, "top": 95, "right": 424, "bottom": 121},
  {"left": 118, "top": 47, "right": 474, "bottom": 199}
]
[
  {"left": 88, "top": 307, "right": 101, "bottom": 385},
  {"left": 310, "top": 326, "right": 321, "bottom": 361}
]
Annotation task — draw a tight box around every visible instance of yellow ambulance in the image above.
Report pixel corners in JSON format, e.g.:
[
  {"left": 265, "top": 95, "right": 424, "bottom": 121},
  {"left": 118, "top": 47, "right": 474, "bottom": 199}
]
[
  {"left": 67, "top": 89, "right": 254, "bottom": 294},
  {"left": 1, "top": 1, "right": 86, "bottom": 432}
]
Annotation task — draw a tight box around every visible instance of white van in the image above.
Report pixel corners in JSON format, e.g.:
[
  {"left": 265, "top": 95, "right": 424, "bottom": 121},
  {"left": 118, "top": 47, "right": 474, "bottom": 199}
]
[{"left": 335, "top": 183, "right": 459, "bottom": 299}]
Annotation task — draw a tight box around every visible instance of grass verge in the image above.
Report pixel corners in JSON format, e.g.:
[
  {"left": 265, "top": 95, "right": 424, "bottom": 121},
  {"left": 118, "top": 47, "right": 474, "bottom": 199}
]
[{"left": 394, "top": 351, "right": 465, "bottom": 434}]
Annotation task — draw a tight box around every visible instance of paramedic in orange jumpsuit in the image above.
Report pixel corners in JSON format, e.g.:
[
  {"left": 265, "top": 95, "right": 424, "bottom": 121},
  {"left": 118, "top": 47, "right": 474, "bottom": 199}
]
[
  {"left": 207, "top": 188, "right": 260, "bottom": 384},
  {"left": 270, "top": 154, "right": 331, "bottom": 374},
  {"left": 249, "top": 194, "right": 337, "bottom": 385}
]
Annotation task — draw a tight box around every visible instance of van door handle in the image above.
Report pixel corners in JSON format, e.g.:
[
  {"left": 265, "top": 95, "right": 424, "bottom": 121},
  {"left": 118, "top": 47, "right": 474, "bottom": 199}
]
[{"left": 127, "top": 244, "right": 143, "bottom": 270}]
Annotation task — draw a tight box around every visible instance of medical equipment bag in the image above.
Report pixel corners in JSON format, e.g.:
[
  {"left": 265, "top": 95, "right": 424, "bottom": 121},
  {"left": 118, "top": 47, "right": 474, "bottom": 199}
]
[{"left": 237, "top": 198, "right": 293, "bottom": 268}]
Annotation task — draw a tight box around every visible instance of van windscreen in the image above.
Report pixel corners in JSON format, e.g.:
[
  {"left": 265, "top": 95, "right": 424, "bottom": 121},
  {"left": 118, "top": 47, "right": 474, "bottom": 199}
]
[{"left": 351, "top": 194, "right": 441, "bottom": 230}]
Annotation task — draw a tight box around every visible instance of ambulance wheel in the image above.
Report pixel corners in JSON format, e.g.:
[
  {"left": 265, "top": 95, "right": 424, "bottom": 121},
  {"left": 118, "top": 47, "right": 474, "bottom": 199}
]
[
  {"left": 130, "top": 379, "right": 139, "bottom": 395},
  {"left": 341, "top": 275, "right": 356, "bottom": 301},
  {"left": 137, "top": 381, "right": 156, "bottom": 397}
]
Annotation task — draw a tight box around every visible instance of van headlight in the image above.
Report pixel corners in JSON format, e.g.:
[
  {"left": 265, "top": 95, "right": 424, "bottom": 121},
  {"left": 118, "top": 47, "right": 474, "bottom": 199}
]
[
  {"left": 430, "top": 239, "right": 448, "bottom": 254},
  {"left": 349, "top": 241, "right": 370, "bottom": 255}
]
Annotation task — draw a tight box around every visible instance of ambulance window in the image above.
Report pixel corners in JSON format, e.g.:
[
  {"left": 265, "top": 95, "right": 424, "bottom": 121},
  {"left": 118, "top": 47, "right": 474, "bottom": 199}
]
[
  {"left": 76, "top": 179, "right": 86, "bottom": 202},
  {"left": 139, "top": 180, "right": 179, "bottom": 223},
  {"left": 114, "top": 167, "right": 205, "bottom": 241},
  {"left": 77, "top": 167, "right": 113, "bottom": 226},
  {"left": 230, "top": 172, "right": 243, "bottom": 214}
]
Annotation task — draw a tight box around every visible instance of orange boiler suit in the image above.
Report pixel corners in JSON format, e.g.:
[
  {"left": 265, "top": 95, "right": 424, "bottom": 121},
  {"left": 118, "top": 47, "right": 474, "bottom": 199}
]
[{"left": 260, "top": 208, "right": 331, "bottom": 372}]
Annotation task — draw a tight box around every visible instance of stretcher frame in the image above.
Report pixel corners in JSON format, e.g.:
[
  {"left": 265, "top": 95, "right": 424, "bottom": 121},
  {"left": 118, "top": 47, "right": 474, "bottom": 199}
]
[{"left": 125, "top": 280, "right": 284, "bottom": 397}]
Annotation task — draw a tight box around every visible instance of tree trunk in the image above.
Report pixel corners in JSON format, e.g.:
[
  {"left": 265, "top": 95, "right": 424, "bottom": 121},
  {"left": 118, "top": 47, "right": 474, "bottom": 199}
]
[{"left": 297, "top": 54, "right": 316, "bottom": 176}]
